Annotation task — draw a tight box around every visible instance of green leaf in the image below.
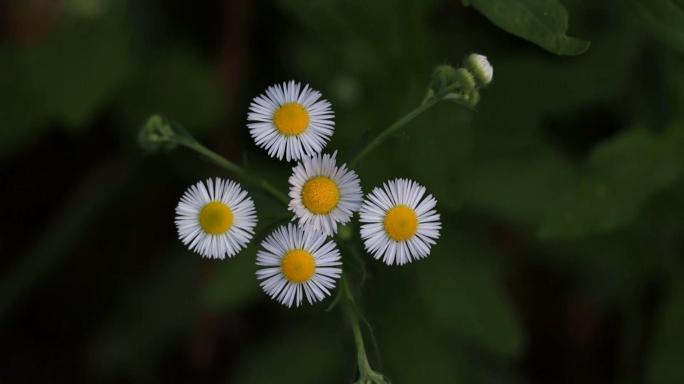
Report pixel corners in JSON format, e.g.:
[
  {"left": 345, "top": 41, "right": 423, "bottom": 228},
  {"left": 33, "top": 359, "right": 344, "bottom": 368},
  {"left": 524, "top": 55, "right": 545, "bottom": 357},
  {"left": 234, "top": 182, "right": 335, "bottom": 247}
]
[
  {"left": 428, "top": 19, "right": 641, "bottom": 220},
  {"left": 462, "top": 149, "right": 575, "bottom": 225},
  {"left": 647, "top": 281, "right": 684, "bottom": 383},
  {"left": 538, "top": 122, "right": 684, "bottom": 239},
  {"left": 465, "top": 0, "right": 590, "bottom": 55}
]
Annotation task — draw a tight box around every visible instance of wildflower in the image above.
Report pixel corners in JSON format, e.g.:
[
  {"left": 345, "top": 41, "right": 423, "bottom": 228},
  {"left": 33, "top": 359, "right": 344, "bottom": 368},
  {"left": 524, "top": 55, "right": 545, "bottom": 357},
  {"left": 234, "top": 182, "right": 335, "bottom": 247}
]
[
  {"left": 256, "top": 224, "right": 342, "bottom": 307},
  {"left": 175, "top": 178, "right": 257, "bottom": 259},
  {"left": 247, "top": 81, "right": 334, "bottom": 161},
  {"left": 288, "top": 152, "right": 362, "bottom": 236},
  {"left": 359, "top": 179, "right": 441, "bottom": 265}
]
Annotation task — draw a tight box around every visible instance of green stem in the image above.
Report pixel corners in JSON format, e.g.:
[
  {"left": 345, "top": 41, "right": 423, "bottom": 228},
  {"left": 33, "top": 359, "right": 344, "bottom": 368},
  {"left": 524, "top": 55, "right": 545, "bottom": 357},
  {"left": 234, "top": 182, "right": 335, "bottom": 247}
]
[
  {"left": 174, "top": 137, "right": 289, "bottom": 205},
  {"left": 349, "top": 98, "right": 439, "bottom": 168},
  {"left": 343, "top": 277, "right": 368, "bottom": 369},
  {"left": 177, "top": 137, "right": 246, "bottom": 178},
  {"left": 341, "top": 275, "right": 388, "bottom": 384},
  {"left": 348, "top": 81, "right": 468, "bottom": 169}
]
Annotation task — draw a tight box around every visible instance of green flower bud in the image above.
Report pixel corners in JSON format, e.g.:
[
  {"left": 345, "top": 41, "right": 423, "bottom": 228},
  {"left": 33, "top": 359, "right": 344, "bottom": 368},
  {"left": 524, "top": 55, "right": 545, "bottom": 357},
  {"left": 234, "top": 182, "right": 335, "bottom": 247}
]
[
  {"left": 465, "top": 53, "right": 493, "bottom": 87},
  {"left": 465, "top": 89, "right": 480, "bottom": 107},
  {"left": 429, "top": 64, "right": 458, "bottom": 94},
  {"left": 426, "top": 64, "right": 480, "bottom": 105},
  {"left": 138, "top": 114, "right": 177, "bottom": 152},
  {"left": 454, "top": 67, "right": 476, "bottom": 91}
]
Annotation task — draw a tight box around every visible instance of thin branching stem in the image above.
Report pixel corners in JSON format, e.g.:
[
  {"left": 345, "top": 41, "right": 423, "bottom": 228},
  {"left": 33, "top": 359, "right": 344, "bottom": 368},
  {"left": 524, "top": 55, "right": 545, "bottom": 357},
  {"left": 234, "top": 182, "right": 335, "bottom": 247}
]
[
  {"left": 341, "top": 275, "right": 389, "bottom": 384},
  {"left": 348, "top": 81, "right": 465, "bottom": 168},
  {"left": 173, "top": 136, "right": 289, "bottom": 205},
  {"left": 349, "top": 98, "right": 440, "bottom": 168}
]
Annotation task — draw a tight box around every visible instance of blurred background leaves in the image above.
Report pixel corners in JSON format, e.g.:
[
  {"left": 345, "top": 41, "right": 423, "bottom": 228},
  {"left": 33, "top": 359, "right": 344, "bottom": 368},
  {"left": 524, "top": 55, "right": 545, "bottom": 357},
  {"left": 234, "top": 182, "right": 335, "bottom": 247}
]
[{"left": 1, "top": 0, "right": 684, "bottom": 383}]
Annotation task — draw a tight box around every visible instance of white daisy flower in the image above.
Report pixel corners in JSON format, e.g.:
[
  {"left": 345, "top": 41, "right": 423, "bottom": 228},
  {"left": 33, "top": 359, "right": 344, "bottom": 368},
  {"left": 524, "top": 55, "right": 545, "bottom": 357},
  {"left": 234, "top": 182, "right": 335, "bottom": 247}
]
[
  {"left": 256, "top": 224, "right": 342, "bottom": 307},
  {"left": 247, "top": 80, "right": 334, "bottom": 161},
  {"left": 359, "top": 178, "right": 441, "bottom": 266},
  {"left": 175, "top": 178, "right": 257, "bottom": 259},
  {"left": 288, "top": 151, "right": 363, "bottom": 236}
]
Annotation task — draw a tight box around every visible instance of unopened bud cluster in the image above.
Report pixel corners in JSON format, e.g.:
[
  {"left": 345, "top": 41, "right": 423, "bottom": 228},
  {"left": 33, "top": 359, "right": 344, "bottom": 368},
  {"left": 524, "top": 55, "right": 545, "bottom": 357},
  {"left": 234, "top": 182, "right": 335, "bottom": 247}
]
[{"left": 425, "top": 53, "right": 493, "bottom": 108}]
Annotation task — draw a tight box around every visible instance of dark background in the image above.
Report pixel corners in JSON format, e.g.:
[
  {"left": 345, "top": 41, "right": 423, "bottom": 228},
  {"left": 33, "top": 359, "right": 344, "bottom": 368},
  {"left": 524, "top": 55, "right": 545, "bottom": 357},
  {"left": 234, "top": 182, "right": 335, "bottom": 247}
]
[{"left": 1, "top": 0, "right": 684, "bottom": 383}]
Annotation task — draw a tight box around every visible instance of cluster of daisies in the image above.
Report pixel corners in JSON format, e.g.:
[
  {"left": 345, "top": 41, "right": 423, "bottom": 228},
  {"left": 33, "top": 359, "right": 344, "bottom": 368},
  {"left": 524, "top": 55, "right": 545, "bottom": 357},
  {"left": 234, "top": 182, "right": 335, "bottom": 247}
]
[{"left": 173, "top": 55, "right": 494, "bottom": 307}]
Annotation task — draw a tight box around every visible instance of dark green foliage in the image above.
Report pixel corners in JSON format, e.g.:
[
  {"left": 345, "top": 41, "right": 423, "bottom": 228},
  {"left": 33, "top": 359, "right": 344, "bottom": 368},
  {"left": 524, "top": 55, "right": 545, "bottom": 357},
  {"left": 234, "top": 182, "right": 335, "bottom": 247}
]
[
  {"left": 633, "top": 0, "right": 684, "bottom": 52},
  {"left": 464, "top": 0, "right": 590, "bottom": 55},
  {"left": 1, "top": 0, "right": 684, "bottom": 383}
]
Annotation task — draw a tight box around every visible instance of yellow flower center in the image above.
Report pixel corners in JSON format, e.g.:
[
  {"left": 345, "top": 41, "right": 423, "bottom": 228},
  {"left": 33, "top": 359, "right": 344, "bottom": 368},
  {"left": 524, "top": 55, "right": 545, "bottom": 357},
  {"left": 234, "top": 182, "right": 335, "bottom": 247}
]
[
  {"left": 384, "top": 205, "right": 418, "bottom": 241},
  {"left": 281, "top": 249, "right": 316, "bottom": 283},
  {"left": 274, "top": 103, "right": 309, "bottom": 136},
  {"left": 301, "top": 176, "right": 340, "bottom": 214},
  {"left": 199, "top": 201, "right": 234, "bottom": 235}
]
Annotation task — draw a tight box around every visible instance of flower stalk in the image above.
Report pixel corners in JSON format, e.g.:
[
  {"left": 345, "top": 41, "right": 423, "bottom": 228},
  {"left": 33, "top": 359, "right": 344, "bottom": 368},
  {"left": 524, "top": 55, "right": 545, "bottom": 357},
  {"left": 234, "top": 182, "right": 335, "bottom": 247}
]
[
  {"left": 349, "top": 97, "right": 439, "bottom": 168},
  {"left": 341, "top": 275, "right": 389, "bottom": 384},
  {"left": 349, "top": 74, "right": 477, "bottom": 168},
  {"left": 140, "top": 116, "right": 289, "bottom": 205},
  {"left": 174, "top": 137, "right": 290, "bottom": 205}
]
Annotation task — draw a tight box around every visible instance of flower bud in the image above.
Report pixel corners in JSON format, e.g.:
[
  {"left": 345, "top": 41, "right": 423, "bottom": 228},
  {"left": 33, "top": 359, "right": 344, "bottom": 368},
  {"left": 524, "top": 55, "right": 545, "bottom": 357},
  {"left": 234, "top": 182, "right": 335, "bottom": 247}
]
[
  {"left": 138, "top": 114, "right": 177, "bottom": 152},
  {"left": 464, "top": 89, "right": 480, "bottom": 107},
  {"left": 465, "top": 53, "right": 493, "bottom": 87},
  {"left": 454, "top": 67, "right": 476, "bottom": 91},
  {"left": 429, "top": 64, "right": 458, "bottom": 94}
]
